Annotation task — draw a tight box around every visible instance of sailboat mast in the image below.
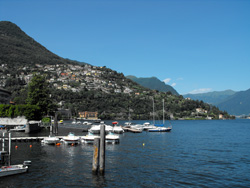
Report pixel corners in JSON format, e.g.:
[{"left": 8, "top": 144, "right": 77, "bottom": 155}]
[
  {"left": 163, "top": 99, "right": 165, "bottom": 125},
  {"left": 152, "top": 98, "right": 155, "bottom": 125}
]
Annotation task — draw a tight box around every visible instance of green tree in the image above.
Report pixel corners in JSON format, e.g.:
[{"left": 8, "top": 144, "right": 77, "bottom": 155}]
[{"left": 26, "top": 74, "right": 53, "bottom": 117}]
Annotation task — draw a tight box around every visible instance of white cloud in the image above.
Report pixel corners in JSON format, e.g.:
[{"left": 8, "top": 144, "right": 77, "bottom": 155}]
[
  {"left": 163, "top": 78, "right": 171, "bottom": 84},
  {"left": 188, "top": 88, "right": 212, "bottom": 94},
  {"left": 171, "top": 83, "right": 176, "bottom": 87},
  {"left": 177, "top": 77, "right": 183, "bottom": 81}
]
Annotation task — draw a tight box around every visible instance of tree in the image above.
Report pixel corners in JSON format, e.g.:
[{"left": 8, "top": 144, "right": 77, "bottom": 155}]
[{"left": 26, "top": 74, "right": 54, "bottom": 117}]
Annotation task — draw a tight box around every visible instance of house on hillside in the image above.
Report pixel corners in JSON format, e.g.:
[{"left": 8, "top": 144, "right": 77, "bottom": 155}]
[{"left": 79, "top": 111, "right": 98, "bottom": 120}]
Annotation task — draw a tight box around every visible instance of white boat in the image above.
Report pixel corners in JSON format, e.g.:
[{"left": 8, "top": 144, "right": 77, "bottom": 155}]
[
  {"left": 113, "top": 126, "right": 124, "bottom": 134},
  {"left": 62, "top": 132, "right": 80, "bottom": 145},
  {"left": 105, "top": 125, "right": 113, "bottom": 133},
  {"left": 112, "top": 122, "right": 124, "bottom": 134},
  {"left": 148, "top": 126, "right": 172, "bottom": 132},
  {"left": 9, "top": 125, "right": 26, "bottom": 132},
  {"left": 143, "top": 122, "right": 157, "bottom": 130},
  {"left": 130, "top": 124, "right": 144, "bottom": 131},
  {"left": 89, "top": 124, "right": 113, "bottom": 134},
  {"left": 0, "top": 164, "right": 29, "bottom": 177},
  {"left": 89, "top": 125, "right": 101, "bottom": 134},
  {"left": 72, "top": 120, "right": 77, "bottom": 124},
  {"left": 83, "top": 121, "right": 92, "bottom": 125},
  {"left": 148, "top": 99, "right": 172, "bottom": 132},
  {"left": 106, "top": 132, "right": 120, "bottom": 144},
  {"left": 0, "top": 133, "right": 31, "bottom": 177},
  {"left": 81, "top": 132, "right": 100, "bottom": 144},
  {"left": 42, "top": 135, "right": 60, "bottom": 145},
  {"left": 77, "top": 121, "right": 81, "bottom": 124}
]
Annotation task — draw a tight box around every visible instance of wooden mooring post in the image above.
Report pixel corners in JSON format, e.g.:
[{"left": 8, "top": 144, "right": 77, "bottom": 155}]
[
  {"left": 92, "top": 138, "right": 100, "bottom": 174},
  {"left": 99, "top": 124, "right": 106, "bottom": 175},
  {"left": 92, "top": 124, "right": 106, "bottom": 175}
]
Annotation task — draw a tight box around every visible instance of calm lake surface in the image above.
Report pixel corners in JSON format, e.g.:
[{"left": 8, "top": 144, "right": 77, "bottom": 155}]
[{"left": 1, "top": 119, "right": 250, "bottom": 187}]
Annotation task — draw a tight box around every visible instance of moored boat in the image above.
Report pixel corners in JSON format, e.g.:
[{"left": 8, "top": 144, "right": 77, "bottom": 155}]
[
  {"left": 89, "top": 124, "right": 113, "bottom": 134},
  {"left": 9, "top": 125, "right": 26, "bottom": 132},
  {"left": 106, "top": 132, "right": 120, "bottom": 144},
  {"left": 148, "top": 126, "right": 172, "bottom": 132},
  {"left": 62, "top": 132, "right": 80, "bottom": 145},
  {"left": 42, "top": 135, "right": 60, "bottom": 145},
  {"left": 143, "top": 122, "right": 157, "bottom": 130},
  {"left": 112, "top": 122, "right": 124, "bottom": 134},
  {"left": 81, "top": 132, "right": 100, "bottom": 144}
]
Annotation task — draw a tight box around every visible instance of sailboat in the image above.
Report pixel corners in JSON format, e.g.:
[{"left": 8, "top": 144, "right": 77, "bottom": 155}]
[{"left": 148, "top": 99, "right": 172, "bottom": 132}]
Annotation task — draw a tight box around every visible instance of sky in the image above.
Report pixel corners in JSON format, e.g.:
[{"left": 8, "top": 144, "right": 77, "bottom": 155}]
[{"left": 0, "top": 0, "right": 249, "bottom": 94}]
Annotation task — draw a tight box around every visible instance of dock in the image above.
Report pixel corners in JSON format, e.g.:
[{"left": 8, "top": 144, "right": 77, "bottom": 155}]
[{"left": 1, "top": 136, "right": 84, "bottom": 142}]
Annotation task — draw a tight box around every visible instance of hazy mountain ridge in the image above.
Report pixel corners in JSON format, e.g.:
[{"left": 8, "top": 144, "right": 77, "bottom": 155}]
[
  {"left": 126, "top": 75, "right": 179, "bottom": 95},
  {"left": 184, "top": 89, "right": 250, "bottom": 116},
  {"left": 183, "top": 90, "right": 236, "bottom": 105},
  {"left": 217, "top": 89, "right": 250, "bottom": 116}
]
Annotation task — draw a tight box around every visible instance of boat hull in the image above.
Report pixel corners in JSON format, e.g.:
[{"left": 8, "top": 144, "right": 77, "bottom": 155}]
[
  {"left": 0, "top": 165, "right": 28, "bottom": 177},
  {"left": 148, "top": 127, "right": 172, "bottom": 132}
]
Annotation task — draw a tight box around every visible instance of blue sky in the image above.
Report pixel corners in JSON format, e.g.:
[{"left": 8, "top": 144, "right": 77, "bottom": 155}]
[{"left": 1, "top": 0, "right": 249, "bottom": 94}]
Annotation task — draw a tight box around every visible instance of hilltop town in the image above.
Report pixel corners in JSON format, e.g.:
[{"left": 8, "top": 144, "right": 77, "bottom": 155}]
[{"left": 0, "top": 63, "right": 144, "bottom": 95}]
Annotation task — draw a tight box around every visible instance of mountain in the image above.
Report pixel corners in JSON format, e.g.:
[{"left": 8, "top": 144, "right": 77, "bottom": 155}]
[
  {"left": 0, "top": 21, "right": 233, "bottom": 120},
  {"left": 0, "top": 21, "right": 83, "bottom": 67},
  {"left": 183, "top": 90, "right": 236, "bottom": 105},
  {"left": 183, "top": 89, "right": 250, "bottom": 116},
  {"left": 126, "top": 76, "right": 179, "bottom": 95},
  {"left": 217, "top": 89, "right": 250, "bottom": 116}
]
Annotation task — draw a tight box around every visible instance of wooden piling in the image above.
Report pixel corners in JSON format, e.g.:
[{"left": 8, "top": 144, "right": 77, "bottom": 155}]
[
  {"left": 54, "top": 113, "right": 58, "bottom": 135},
  {"left": 99, "top": 124, "right": 106, "bottom": 175},
  {"left": 92, "top": 138, "right": 100, "bottom": 174}
]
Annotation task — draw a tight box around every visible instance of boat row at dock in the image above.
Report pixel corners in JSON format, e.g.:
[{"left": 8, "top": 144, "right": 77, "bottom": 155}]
[{"left": 4, "top": 121, "right": 172, "bottom": 146}]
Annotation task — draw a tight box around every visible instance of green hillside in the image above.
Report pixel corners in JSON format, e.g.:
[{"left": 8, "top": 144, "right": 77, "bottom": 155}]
[
  {"left": 0, "top": 21, "right": 83, "bottom": 68},
  {"left": 127, "top": 76, "right": 179, "bottom": 95},
  {"left": 0, "top": 21, "right": 233, "bottom": 120}
]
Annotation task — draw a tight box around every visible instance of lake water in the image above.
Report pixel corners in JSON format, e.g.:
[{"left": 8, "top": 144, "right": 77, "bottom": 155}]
[{"left": 1, "top": 119, "right": 250, "bottom": 187}]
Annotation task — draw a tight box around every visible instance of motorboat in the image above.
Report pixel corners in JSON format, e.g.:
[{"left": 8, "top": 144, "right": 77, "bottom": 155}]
[
  {"left": 0, "top": 163, "right": 29, "bottom": 177},
  {"left": 72, "top": 120, "right": 77, "bottom": 124},
  {"left": 89, "top": 125, "right": 101, "bottom": 134},
  {"left": 0, "top": 133, "right": 31, "bottom": 177},
  {"left": 112, "top": 121, "right": 124, "bottom": 134},
  {"left": 106, "top": 132, "right": 120, "bottom": 144},
  {"left": 42, "top": 135, "right": 60, "bottom": 145},
  {"left": 62, "top": 132, "right": 80, "bottom": 145},
  {"left": 105, "top": 125, "right": 113, "bottom": 133},
  {"left": 81, "top": 132, "right": 100, "bottom": 144},
  {"left": 89, "top": 124, "right": 113, "bottom": 134},
  {"left": 143, "top": 122, "right": 157, "bottom": 130},
  {"left": 113, "top": 126, "right": 124, "bottom": 134},
  {"left": 130, "top": 124, "right": 144, "bottom": 131},
  {"left": 83, "top": 121, "right": 92, "bottom": 125},
  {"left": 9, "top": 125, "right": 26, "bottom": 132}
]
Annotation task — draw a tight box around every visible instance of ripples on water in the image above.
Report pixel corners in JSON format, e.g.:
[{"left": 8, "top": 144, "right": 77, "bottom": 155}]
[{"left": 0, "top": 119, "right": 250, "bottom": 187}]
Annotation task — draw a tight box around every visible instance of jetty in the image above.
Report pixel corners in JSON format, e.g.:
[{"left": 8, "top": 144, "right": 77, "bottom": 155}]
[{"left": 2, "top": 136, "right": 86, "bottom": 142}]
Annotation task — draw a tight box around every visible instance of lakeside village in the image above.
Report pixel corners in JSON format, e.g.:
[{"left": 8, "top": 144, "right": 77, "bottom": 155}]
[
  {"left": 0, "top": 63, "right": 135, "bottom": 94},
  {"left": 0, "top": 62, "right": 234, "bottom": 120}
]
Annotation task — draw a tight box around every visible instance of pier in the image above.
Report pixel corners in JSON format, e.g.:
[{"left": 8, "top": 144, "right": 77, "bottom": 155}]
[{"left": 1, "top": 136, "right": 85, "bottom": 142}]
